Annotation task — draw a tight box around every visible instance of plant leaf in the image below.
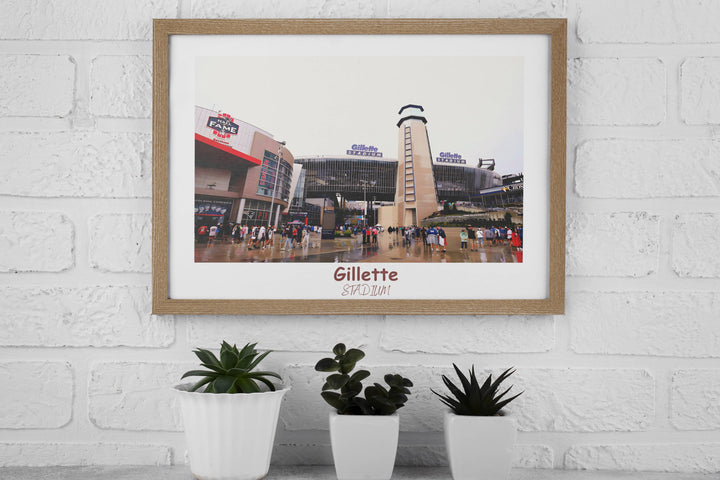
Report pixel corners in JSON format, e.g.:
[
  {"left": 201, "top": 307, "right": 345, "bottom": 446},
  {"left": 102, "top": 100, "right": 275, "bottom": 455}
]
[
  {"left": 181, "top": 369, "right": 217, "bottom": 379},
  {"left": 212, "top": 375, "right": 237, "bottom": 393},
  {"left": 189, "top": 377, "right": 213, "bottom": 392},
  {"left": 326, "top": 374, "right": 350, "bottom": 389},
  {"left": 349, "top": 369, "right": 370, "bottom": 383},
  {"left": 245, "top": 371, "right": 282, "bottom": 380},
  {"left": 235, "top": 377, "right": 260, "bottom": 393},
  {"left": 321, "top": 391, "right": 346, "bottom": 412},
  {"left": 251, "top": 375, "right": 277, "bottom": 392},
  {"left": 245, "top": 350, "right": 271, "bottom": 372},
  {"left": 193, "top": 348, "right": 222, "bottom": 369},
  {"left": 333, "top": 343, "right": 347, "bottom": 356},
  {"left": 342, "top": 349, "right": 365, "bottom": 363},
  {"left": 315, "top": 358, "right": 340, "bottom": 372},
  {"left": 220, "top": 347, "right": 239, "bottom": 370}
]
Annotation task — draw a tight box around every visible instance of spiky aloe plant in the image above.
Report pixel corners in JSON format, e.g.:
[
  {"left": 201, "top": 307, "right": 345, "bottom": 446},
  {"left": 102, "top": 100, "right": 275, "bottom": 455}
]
[
  {"left": 432, "top": 365, "right": 522, "bottom": 416},
  {"left": 315, "top": 343, "right": 413, "bottom": 415},
  {"left": 181, "top": 341, "right": 281, "bottom": 393}
]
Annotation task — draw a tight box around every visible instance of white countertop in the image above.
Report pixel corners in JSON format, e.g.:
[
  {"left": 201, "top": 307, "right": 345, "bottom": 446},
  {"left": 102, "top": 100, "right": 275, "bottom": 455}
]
[{"left": 0, "top": 466, "right": 715, "bottom": 480}]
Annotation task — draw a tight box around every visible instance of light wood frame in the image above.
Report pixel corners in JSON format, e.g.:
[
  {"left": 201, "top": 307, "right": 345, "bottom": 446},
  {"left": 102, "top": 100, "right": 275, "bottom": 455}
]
[{"left": 152, "top": 18, "right": 566, "bottom": 315}]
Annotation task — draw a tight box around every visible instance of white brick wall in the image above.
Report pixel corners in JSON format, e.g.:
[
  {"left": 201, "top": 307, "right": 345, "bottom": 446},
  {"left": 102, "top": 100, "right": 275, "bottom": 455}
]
[
  {"left": 681, "top": 57, "right": 720, "bottom": 125},
  {"left": 575, "top": 139, "right": 720, "bottom": 198},
  {"left": 567, "top": 58, "right": 666, "bottom": 125},
  {"left": 0, "top": 286, "right": 173, "bottom": 347},
  {"left": 568, "top": 292, "right": 720, "bottom": 357},
  {"left": 564, "top": 444, "right": 720, "bottom": 473},
  {"left": 566, "top": 212, "right": 659, "bottom": 277},
  {"left": 90, "top": 56, "right": 152, "bottom": 119},
  {"left": 0, "top": 55, "right": 75, "bottom": 117},
  {"left": 671, "top": 370, "right": 720, "bottom": 430},
  {"left": 0, "top": 212, "right": 74, "bottom": 272},
  {"left": 672, "top": 213, "right": 720, "bottom": 278},
  {"left": 0, "top": 362, "right": 73, "bottom": 428},
  {"left": 89, "top": 213, "right": 152, "bottom": 272},
  {"left": 1, "top": 0, "right": 719, "bottom": 474},
  {"left": 0, "top": 132, "right": 151, "bottom": 197}
]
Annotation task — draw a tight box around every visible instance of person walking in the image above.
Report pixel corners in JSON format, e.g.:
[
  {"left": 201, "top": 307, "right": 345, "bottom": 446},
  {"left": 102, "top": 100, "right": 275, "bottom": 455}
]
[
  {"left": 426, "top": 226, "right": 438, "bottom": 253},
  {"left": 438, "top": 227, "right": 447, "bottom": 252},
  {"left": 460, "top": 229, "right": 468, "bottom": 250},
  {"left": 467, "top": 225, "right": 477, "bottom": 251}
]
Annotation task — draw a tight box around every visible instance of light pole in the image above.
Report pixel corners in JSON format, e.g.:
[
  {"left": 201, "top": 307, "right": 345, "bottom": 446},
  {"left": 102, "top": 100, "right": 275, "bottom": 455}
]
[
  {"left": 360, "top": 180, "right": 367, "bottom": 226},
  {"left": 359, "top": 179, "right": 376, "bottom": 226},
  {"left": 268, "top": 141, "right": 285, "bottom": 229}
]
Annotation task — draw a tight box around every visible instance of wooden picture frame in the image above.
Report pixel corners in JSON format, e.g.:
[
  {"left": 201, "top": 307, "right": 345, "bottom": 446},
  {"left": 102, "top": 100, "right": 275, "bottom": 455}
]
[{"left": 152, "top": 18, "right": 566, "bottom": 315}]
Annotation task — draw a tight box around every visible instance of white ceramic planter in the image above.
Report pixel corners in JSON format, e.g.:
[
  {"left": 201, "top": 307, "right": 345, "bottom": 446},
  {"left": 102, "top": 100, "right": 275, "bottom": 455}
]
[
  {"left": 176, "top": 385, "right": 289, "bottom": 480},
  {"left": 329, "top": 411, "right": 399, "bottom": 480},
  {"left": 444, "top": 411, "right": 517, "bottom": 480}
]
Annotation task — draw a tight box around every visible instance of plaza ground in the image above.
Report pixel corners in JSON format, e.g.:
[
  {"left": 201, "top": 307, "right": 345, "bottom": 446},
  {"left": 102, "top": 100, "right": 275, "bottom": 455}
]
[{"left": 195, "top": 227, "right": 523, "bottom": 263}]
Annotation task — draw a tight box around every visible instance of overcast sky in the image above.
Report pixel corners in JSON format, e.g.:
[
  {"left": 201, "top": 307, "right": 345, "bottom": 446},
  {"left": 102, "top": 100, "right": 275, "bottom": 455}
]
[{"left": 197, "top": 56, "right": 523, "bottom": 175}]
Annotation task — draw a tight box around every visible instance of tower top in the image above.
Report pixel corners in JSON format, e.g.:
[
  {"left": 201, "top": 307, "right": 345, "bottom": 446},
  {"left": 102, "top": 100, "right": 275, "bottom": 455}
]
[
  {"left": 398, "top": 104, "right": 424, "bottom": 115},
  {"left": 397, "top": 104, "right": 427, "bottom": 128}
]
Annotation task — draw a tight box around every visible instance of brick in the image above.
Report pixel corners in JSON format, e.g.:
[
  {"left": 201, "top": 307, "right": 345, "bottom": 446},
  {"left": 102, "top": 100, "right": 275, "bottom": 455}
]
[
  {"left": 565, "top": 444, "right": 720, "bottom": 473},
  {"left": 90, "top": 56, "right": 151, "bottom": 119},
  {"left": 0, "top": 443, "right": 171, "bottom": 467},
  {"left": 273, "top": 443, "right": 552, "bottom": 468},
  {"left": 568, "top": 58, "right": 665, "bottom": 125},
  {"left": 0, "top": 362, "right": 73, "bottom": 428},
  {"left": 88, "top": 362, "right": 192, "bottom": 431},
  {"left": 380, "top": 315, "right": 554, "bottom": 353},
  {"left": 673, "top": 213, "right": 720, "bottom": 278},
  {"left": 566, "top": 213, "right": 659, "bottom": 277},
  {"left": 0, "top": 132, "right": 150, "bottom": 197},
  {"left": 576, "top": 139, "right": 720, "bottom": 198},
  {"left": 186, "top": 315, "right": 380, "bottom": 352},
  {"left": 89, "top": 214, "right": 151, "bottom": 273},
  {"left": 671, "top": 370, "right": 720, "bottom": 430},
  {"left": 569, "top": 292, "right": 720, "bottom": 358},
  {"left": 281, "top": 365, "right": 653, "bottom": 432},
  {"left": 0, "top": 55, "right": 74, "bottom": 117},
  {"left": 682, "top": 58, "right": 720, "bottom": 125},
  {"left": 0, "top": 0, "right": 178, "bottom": 40},
  {"left": 387, "top": 0, "right": 565, "bottom": 17},
  {"left": 0, "top": 286, "right": 173, "bottom": 347},
  {"left": 0, "top": 211, "right": 73, "bottom": 272},
  {"left": 577, "top": 0, "right": 720, "bottom": 44},
  {"left": 191, "top": 0, "right": 386, "bottom": 18}
]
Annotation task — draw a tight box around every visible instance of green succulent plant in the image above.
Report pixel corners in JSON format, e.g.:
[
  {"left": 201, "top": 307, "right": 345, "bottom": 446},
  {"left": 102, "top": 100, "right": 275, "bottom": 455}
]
[
  {"left": 315, "top": 343, "right": 413, "bottom": 415},
  {"left": 432, "top": 365, "right": 522, "bottom": 416},
  {"left": 181, "top": 341, "right": 281, "bottom": 393}
]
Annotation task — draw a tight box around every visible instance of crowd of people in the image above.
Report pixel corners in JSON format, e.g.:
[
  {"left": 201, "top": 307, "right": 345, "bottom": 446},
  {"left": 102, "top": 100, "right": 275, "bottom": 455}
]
[
  {"left": 195, "top": 222, "right": 322, "bottom": 251},
  {"left": 196, "top": 221, "right": 522, "bottom": 255},
  {"left": 385, "top": 224, "right": 523, "bottom": 252}
]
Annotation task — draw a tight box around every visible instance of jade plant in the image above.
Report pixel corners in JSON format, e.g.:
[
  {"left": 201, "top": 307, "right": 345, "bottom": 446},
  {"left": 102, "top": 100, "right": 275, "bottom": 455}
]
[
  {"left": 432, "top": 365, "right": 522, "bottom": 416},
  {"left": 181, "top": 341, "right": 281, "bottom": 393},
  {"left": 315, "top": 343, "right": 413, "bottom": 415}
]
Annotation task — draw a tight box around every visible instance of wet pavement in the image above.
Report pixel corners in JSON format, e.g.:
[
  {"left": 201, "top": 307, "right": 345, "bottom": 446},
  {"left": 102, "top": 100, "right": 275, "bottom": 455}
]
[{"left": 195, "top": 228, "right": 523, "bottom": 263}]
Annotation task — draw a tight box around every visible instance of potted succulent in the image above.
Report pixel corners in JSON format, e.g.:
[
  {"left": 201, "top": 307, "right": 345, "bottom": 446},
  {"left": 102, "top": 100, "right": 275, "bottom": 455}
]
[
  {"left": 176, "top": 341, "right": 288, "bottom": 480},
  {"left": 432, "top": 366, "right": 523, "bottom": 480},
  {"left": 315, "top": 343, "right": 413, "bottom": 480}
]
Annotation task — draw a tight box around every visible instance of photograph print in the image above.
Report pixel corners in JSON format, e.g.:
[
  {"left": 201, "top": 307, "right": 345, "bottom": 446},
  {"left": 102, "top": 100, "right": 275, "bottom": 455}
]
[{"left": 193, "top": 55, "right": 525, "bottom": 265}]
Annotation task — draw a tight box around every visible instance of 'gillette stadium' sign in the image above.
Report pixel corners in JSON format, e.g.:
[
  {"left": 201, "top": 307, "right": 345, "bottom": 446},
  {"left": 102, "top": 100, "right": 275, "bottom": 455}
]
[
  {"left": 347, "top": 144, "right": 383, "bottom": 157},
  {"left": 436, "top": 152, "right": 466, "bottom": 164}
]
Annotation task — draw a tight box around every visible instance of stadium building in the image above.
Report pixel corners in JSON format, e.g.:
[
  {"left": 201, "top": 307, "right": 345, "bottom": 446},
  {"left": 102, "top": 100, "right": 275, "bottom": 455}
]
[
  {"left": 194, "top": 106, "right": 295, "bottom": 229},
  {"left": 195, "top": 103, "right": 515, "bottom": 231}
]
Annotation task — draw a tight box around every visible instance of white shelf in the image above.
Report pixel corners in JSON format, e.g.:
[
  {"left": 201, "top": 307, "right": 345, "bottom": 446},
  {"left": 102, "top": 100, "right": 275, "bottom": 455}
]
[{"left": 0, "top": 466, "right": 715, "bottom": 480}]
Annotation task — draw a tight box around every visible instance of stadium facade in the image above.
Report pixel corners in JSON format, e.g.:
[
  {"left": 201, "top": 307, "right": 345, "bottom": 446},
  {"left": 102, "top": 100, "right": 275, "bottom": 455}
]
[
  {"left": 194, "top": 106, "right": 295, "bottom": 229},
  {"left": 195, "top": 104, "right": 515, "bottom": 230}
]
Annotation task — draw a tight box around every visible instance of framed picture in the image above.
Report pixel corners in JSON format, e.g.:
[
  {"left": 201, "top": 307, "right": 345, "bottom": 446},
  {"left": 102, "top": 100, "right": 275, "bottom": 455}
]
[{"left": 152, "top": 19, "right": 566, "bottom": 315}]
